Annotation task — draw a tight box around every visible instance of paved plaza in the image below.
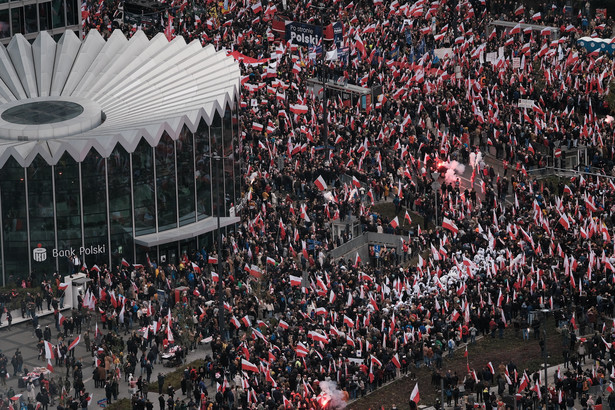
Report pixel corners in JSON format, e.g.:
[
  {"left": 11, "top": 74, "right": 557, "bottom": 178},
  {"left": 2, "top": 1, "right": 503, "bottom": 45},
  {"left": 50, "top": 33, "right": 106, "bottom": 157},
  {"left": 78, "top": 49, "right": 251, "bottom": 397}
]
[{"left": 0, "top": 310, "right": 210, "bottom": 409}]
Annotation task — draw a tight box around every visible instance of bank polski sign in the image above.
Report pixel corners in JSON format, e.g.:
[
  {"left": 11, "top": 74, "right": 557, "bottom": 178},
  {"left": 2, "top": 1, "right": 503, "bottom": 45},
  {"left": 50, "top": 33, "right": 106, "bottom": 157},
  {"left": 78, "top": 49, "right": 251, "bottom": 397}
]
[{"left": 33, "top": 243, "right": 106, "bottom": 262}]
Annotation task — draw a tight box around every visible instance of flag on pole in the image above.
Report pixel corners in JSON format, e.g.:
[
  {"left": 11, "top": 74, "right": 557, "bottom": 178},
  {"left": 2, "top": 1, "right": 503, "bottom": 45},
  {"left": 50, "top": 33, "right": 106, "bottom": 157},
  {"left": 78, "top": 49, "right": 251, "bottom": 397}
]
[
  {"left": 68, "top": 335, "right": 81, "bottom": 351},
  {"left": 44, "top": 341, "right": 55, "bottom": 359},
  {"left": 314, "top": 175, "right": 327, "bottom": 191},
  {"left": 410, "top": 383, "right": 420, "bottom": 403}
]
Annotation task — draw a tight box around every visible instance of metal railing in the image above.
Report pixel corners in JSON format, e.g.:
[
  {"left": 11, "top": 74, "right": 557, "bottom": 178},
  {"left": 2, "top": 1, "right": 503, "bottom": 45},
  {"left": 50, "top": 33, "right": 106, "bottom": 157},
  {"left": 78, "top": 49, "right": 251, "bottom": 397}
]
[{"left": 526, "top": 166, "right": 615, "bottom": 181}]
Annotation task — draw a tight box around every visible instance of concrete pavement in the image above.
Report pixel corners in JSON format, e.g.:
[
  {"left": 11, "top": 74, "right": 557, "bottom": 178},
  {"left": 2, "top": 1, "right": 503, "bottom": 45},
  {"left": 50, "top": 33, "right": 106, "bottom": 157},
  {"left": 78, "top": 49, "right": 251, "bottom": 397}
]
[{"left": 0, "top": 312, "right": 212, "bottom": 409}]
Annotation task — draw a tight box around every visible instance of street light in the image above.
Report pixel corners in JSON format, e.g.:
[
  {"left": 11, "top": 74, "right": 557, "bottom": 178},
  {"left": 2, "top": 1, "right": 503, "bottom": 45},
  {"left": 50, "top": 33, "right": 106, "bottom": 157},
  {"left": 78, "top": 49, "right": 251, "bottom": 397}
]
[
  {"left": 540, "top": 308, "right": 553, "bottom": 403},
  {"left": 431, "top": 172, "right": 440, "bottom": 226}
]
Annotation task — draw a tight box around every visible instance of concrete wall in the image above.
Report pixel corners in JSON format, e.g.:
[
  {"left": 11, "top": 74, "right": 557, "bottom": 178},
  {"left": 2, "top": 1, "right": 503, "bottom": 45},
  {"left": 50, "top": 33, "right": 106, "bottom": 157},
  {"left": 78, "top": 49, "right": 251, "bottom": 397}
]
[{"left": 328, "top": 232, "right": 404, "bottom": 264}]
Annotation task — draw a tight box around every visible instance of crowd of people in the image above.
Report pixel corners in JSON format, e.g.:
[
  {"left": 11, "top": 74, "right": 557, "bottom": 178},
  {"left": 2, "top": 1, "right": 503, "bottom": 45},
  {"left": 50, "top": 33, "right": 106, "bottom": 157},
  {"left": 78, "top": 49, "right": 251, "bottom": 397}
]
[{"left": 5, "top": 0, "right": 615, "bottom": 408}]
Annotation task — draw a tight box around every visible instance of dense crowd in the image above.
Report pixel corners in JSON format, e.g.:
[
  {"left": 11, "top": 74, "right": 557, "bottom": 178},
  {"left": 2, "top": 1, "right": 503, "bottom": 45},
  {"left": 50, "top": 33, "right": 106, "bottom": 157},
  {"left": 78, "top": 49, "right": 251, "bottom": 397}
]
[{"left": 5, "top": 0, "right": 615, "bottom": 409}]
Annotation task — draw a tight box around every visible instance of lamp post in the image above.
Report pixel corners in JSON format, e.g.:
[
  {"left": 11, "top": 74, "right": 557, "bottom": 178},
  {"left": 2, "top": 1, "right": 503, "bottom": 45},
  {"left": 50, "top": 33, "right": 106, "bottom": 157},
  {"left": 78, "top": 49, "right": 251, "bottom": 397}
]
[
  {"left": 212, "top": 153, "right": 226, "bottom": 341},
  {"left": 431, "top": 172, "right": 440, "bottom": 226},
  {"left": 540, "top": 308, "right": 551, "bottom": 403}
]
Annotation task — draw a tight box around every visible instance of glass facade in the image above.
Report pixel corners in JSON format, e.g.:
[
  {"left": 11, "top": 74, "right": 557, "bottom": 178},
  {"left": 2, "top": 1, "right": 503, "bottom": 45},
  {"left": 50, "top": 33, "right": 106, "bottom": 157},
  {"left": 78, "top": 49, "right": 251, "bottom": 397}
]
[
  {"left": 28, "top": 155, "right": 55, "bottom": 277},
  {"left": 0, "top": 104, "right": 239, "bottom": 285},
  {"left": 0, "top": 0, "right": 79, "bottom": 41},
  {"left": 0, "top": 157, "right": 26, "bottom": 281}
]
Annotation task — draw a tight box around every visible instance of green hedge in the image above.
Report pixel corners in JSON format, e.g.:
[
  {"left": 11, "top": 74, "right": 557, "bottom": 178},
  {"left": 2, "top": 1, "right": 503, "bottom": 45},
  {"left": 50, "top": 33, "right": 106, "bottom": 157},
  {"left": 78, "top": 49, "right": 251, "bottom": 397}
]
[
  {"left": 148, "top": 359, "right": 205, "bottom": 392},
  {"left": 105, "top": 398, "right": 131, "bottom": 409},
  {"left": 0, "top": 286, "right": 43, "bottom": 311}
]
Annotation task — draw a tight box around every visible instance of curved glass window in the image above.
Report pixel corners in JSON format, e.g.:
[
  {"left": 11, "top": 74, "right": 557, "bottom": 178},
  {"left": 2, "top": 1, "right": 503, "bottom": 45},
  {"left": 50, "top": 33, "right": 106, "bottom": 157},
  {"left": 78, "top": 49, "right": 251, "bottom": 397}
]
[
  {"left": 195, "top": 119, "right": 211, "bottom": 219},
  {"left": 0, "top": 157, "right": 25, "bottom": 283},
  {"left": 223, "top": 105, "right": 234, "bottom": 217},
  {"left": 81, "top": 148, "right": 108, "bottom": 268},
  {"left": 108, "top": 144, "right": 133, "bottom": 269},
  {"left": 156, "top": 132, "right": 177, "bottom": 232},
  {"left": 177, "top": 125, "right": 196, "bottom": 226},
  {"left": 233, "top": 103, "right": 241, "bottom": 211},
  {"left": 133, "top": 138, "right": 155, "bottom": 235},
  {"left": 55, "top": 153, "right": 82, "bottom": 275},
  {"left": 28, "top": 155, "right": 55, "bottom": 279}
]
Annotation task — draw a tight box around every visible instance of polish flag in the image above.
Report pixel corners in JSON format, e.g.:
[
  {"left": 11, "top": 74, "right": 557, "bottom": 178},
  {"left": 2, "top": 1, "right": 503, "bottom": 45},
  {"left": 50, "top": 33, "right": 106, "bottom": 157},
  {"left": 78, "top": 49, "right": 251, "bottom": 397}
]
[
  {"left": 559, "top": 213, "right": 570, "bottom": 230},
  {"left": 295, "top": 343, "right": 309, "bottom": 357},
  {"left": 487, "top": 362, "right": 495, "bottom": 374},
  {"left": 404, "top": 211, "right": 412, "bottom": 225},
  {"left": 241, "top": 359, "right": 259, "bottom": 373},
  {"left": 249, "top": 265, "right": 263, "bottom": 278},
  {"left": 121, "top": 258, "right": 130, "bottom": 267},
  {"left": 68, "top": 335, "right": 81, "bottom": 351},
  {"left": 391, "top": 353, "right": 401, "bottom": 368},
  {"left": 410, "top": 383, "right": 420, "bottom": 404},
  {"left": 518, "top": 373, "right": 529, "bottom": 393},
  {"left": 44, "top": 341, "right": 55, "bottom": 360},
  {"left": 58, "top": 312, "right": 66, "bottom": 326},
  {"left": 47, "top": 360, "right": 54, "bottom": 373},
  {"left": 308, "top": 330, "right": 329, "bottom": 344},
  {"left": 58, "top": 283, "right": 69, "bottom": 291},
  {"left": 289, "top": 275, "right": 302, "bottom": 287},
  {"left": 344, "top": 315, "right": 354, "bottom": 328},
  {"left": 314, "top": 175, "right": 327, "bottom": 191},
  {"left": 289, "top": 104, "right": 308, "bottom": 115},
  {"left": 241, "top": 315, "right": 252, "bottom": 328},
  {"left": 250, "top": 2, "right": 262, "bottom": 13},
  {"left": 442, "top": 217, "right": 459, "bottom": 234},
  {"left": 390, "top": 216, "right": 399, "bottom": 229},
  {"left": 278, "top": 320, "right": 289, "bottom": 329},
  {"left": 208, "top": 256, "right": 218, "bottom": 264},
  {"left": 211, "top": 272, "right": 219, "bottom": 282}
]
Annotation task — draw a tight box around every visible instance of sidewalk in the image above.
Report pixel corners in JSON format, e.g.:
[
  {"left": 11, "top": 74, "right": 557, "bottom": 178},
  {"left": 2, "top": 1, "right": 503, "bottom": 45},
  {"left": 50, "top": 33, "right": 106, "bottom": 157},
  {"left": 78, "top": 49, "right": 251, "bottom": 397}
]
[{"left": 0, "top": 305, "right": 71, "bottom": 329}]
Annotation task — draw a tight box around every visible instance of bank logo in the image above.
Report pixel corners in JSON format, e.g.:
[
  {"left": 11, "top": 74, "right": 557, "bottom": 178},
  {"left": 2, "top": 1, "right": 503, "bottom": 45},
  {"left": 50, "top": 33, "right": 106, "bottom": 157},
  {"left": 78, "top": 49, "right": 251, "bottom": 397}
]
[{"left": 33, "top": 244, "right": 47, "bottom": 262}]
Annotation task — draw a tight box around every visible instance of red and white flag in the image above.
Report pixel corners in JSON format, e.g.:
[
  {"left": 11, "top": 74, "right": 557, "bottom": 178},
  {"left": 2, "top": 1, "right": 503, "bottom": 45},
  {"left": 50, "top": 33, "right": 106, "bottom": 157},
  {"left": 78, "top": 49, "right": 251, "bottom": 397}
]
[
  {"left": 68, "top": 335, "right": 81, "bottom": 351},
  {"left": 410, "top": 383, "right": 420, "bottom": 404},
  {"left": 44, "top": 341, "right": 55, "bottom": 360},
  {"left": 241, "top": 358, "right": 259, "bottom": 373},
  {"left": 442, "top": 217, "right": 459, "bottom": 234},
  {"left": 404, "top": 211, "right": 412, "bottom": 225},
  {"left": 289, "top": 275, "right": 302, "bottom": 287},
  {"left": 390, "top": 216, "right": 399, "bottom": 229},
  {"left": 391, "top": 353, "right": 401, "bottom": 368},
  {"left": 314, "top": 175, "right": 327, "bottom": 191}
]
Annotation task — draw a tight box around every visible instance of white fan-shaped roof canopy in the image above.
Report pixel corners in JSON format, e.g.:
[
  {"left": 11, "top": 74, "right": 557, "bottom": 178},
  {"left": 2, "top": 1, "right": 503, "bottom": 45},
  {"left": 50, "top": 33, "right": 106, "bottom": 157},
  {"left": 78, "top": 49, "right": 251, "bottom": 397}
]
[{"left": 0, "top": 30, "right": 240, "bottom": 167}]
